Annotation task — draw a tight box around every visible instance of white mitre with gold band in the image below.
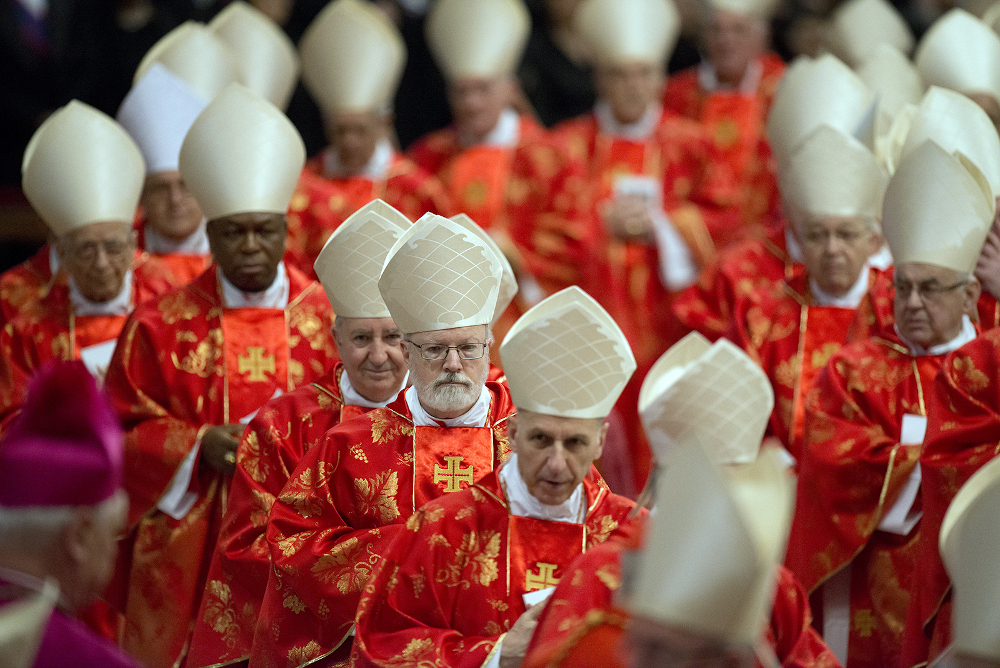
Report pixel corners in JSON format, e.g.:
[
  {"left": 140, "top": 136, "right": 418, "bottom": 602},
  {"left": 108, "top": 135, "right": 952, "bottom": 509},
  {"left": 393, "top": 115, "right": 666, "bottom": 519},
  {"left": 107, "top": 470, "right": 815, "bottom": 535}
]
[
  {"left": 882, "top": 141, "right": 995, "bottom": 273},
  {"left": 208, "top": 1, "right": 300, "bottom": 111},
  {"left": 379, "top": 213, "right": 503, "bottom": 333},
  {"left": 573, "top": 0, "right": 680, "bottom": 66},
  {"left": 22, "top": 101, "right": 145, "bottom": 238},
  {"left": 630, "top": 441, "right": 795, "bottom": 646},
  {"left": 914, "top": 9, "right": 1000, "bottom": 108},
  {"left": 779, "top": 124, "right": 889, "bottom": 228},
  {"left": 300, "top": 0, "right": 406, "bottom": 115},
  {"left": 856, "top": 44, "right": 924, "bottom": 119},
  {"left": 425, "top": 0, "right": 530, "bottom": 81},
  {"left": 500, "top": 286, "right": 635, "bottom": 419},
  {"left": 134, "top": 21, "right": 240, "bottom": 103},
  {"left": 638, "top": 332, "right": 773, "bottom": 466},
  {"left": 766, "top": 54, "right": 876, "bottom": 165},
  {"left": 0, "top": 578, "right": 58, "bottom": 668},
  {"left": 825, "top": 0, "right": 914, "bottom": 68},
  {"left": 314, "top": 199, "right": 411, "bottom": 318},
  {"left": 448, "top": 214, "right": 518, "bottom": 325},
  {"left": 179, "top": 83, "right": 305, "bottom": 221}
]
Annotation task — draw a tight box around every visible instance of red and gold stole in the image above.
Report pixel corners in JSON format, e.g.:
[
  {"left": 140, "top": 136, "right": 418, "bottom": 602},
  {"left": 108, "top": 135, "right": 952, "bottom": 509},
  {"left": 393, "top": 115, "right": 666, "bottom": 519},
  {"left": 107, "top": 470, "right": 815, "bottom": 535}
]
[
  {"left": 72, "top": 314, "right": 127, "bottom": 356},
  {"left": 508, "top": 517, "right": 585, "bottom": 597},
  {"left": 443, "top": 146, "right": 513, "bottom": 233},
  {"left": 701, "top": 93, "right": 763, "bottom": 180},
  {"left": 412, "top": 426, "right": 495, "bottom": 509},
  {"left": 221, "top": 308, "right": 289, "bottom": 423}
]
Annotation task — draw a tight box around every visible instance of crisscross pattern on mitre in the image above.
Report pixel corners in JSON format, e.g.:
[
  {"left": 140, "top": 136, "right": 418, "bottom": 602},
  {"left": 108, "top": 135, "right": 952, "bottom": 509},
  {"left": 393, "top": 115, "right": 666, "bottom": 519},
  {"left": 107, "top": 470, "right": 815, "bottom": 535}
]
[{"left": 322, "top": 218, "right": 402, "bottom": 317}]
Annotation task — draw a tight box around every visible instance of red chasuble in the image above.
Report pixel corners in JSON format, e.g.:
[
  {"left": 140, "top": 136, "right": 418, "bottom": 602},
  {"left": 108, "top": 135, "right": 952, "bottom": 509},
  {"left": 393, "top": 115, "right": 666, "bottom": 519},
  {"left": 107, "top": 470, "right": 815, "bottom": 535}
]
[
  {"left": 252, "top": 383, "right": 516, "bottom": 668},
  {"left": 0, "top": 244, "right": 56, "bottom": 326},
  {"left": 186, "top": 364, "right": 375, "bottom": 667},
  {"left": 134, "top": 219, "right": 212, "bottom": 289},
  {"left": 352, "top": 468, "right": 635, "bottom": 668},
  {"left": 102, "top": 265, "right": 336, "bottom": 668},
  {"left": 283, "top": 150, "right": 451, "bottom": 278},
  {"left": 523, "top": 516, "right": 841, "bottom": 668}
]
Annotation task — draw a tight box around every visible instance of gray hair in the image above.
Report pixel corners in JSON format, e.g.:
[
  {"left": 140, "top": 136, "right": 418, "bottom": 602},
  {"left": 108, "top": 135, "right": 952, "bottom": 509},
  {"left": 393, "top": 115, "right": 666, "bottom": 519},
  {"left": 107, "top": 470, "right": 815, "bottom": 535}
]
[{"left": 0, "top": 492, "right": 127, "bottom": 554}]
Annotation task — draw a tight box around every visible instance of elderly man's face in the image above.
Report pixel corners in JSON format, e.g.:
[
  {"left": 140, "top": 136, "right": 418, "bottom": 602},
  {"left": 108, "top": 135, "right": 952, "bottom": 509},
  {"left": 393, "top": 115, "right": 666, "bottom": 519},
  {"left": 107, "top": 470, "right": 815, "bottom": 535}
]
[
  {"left": 335, "top": 317, "right": 407, "bottom": 404},
  {"left": 625, "top": 616, "right": 753, "bottom": 668},
  {"left": 403, "top": 324, "right": 492, "bottom": 419},
  {"left": 705, "top": 9, "right": 768, "bottom": 86},
  {"left": 140, "top": 171, "right": 203, "bottom": 242},
  {"left": 596, "top": 62, "right": 664, "bottom": 126},
  {"left": 73, "top": 490, "right": 128, "bottom": 611},
  {"left": 894, "top": 262, "right": 980, "bottom": 349},
  {"left": 448, "top": 76, "right": 515, "bottom": 143},
  {"left": 797, "top": 216, "right": 878, "bottom": 298},
  {"left": 324, "top": 110, "right": 387, "bottom": 176},
  {"left": 508, "top": 410, "right": 606, "bottom": 506},
  {"left": 57, "top": 221, "right": 136, "bottom": 303},
  {"left": 207, "top": 212, "right": 286, "bottom": 293}
]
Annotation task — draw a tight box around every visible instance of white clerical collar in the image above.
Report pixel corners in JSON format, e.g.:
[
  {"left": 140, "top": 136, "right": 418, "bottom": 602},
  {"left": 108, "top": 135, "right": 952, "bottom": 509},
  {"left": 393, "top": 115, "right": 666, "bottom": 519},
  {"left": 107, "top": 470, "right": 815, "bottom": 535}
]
[
  {"left": 463, "top": 107, "right": 520, "bottom": 148},
  {"left": 697, "top": 57, "right": 762, "bottom": 94},
  {"left": 499, "top": 453, "right": 584, "bottom": 523},
  {"left": 896, "top": 315, "right": 978, "bottom": 357},
  {"left": 340, "top": 370, "right": 408, "bottom": 408},
  {"left": 322, "top": 138, "right": 394, "bottom": 180},
  {"left": 48, "top": 244, "right": 60, "bottom": 274},
  {"left": 784, "top": 227, "right": 804, "bottom": 263},
  {"left": 144, "top": 221, "right": 210, "bottom": 256},
  {"left": 810, "top": 266, "right": 869, "bottom": 308},
  {"left": 594, "top": 100, "right": 662, "bottom": 141},
  {"left": 405, "top": 384, "right": 490, "bottom": 427},
  {"left": 69, "top": 271, "right": 133, "bottom": 316},
  {"left": 218, "top": 262, "right": 289, "bottom": 309}
]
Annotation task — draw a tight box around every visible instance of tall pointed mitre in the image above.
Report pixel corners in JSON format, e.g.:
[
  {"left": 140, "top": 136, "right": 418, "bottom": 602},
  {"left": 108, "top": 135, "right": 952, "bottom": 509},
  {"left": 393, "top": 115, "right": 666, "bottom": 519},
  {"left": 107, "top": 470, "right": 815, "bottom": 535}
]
[
  {"left": 638, "top": 332, "right": 773, "bottom": 466},
  {"left": 378, "top": 213, "right": 503, "bottom": 333},
  {"left": 425, "top": 0, "right": 530, "bottom": 81},
  {"left": 629, "top": 441, "right": 795, "bottom": 646},
  {"left": 825, "top": 0, "right": 914, "bottom": 68},
  {"left": 914, "top": 8, "right": 1000, "bottom": 109},
  {"left": 314, "top": 200, "right": 411, "bottom": 318},
  {"left": 300, "top": 0, "right": 406, "bottom": 115},
  {"left": 779, "top": 124, "right": 889, "bottom": 228},
  {"left": 500, "top": 286, "right": 635, "bottom": 419},
  {"left": 573, "top": 0, "right": 680, "bottom": 66},
  {"left": 0, "top": 579, "right": 58, "bottom": 668},
  {"left": 117, "top": 64, "right": 207, "bottom": 174},
  {"left": 939, "top": 454, "right": 1000, "bottom": 660},
  {"left": 21, "top": 101, "right": 145, "bottom": 238},
  {"left": 449, "top": 214, "right": 518, "bottom": 325},
  {"left": 134, "top": 21, "right": 240, "bottom": 103},
  {"left": 898, "top": 86, "right": 1000, "bottom": 199},
  {"left": 707, "top": 0, "right": 780, "bottom": 19},
  {"left": 882, "top": 141, "right": 995, "bottom": 273},
  {"left": 766, "top": 54, "right": 876, "bottom": 165},
  {"left": 856, "top": 44, "right": 924, "bottom": 118},
  {"left": 179, "top": 84, "right": 305, "bottom": 221},
  {"left": 208, "top": 1, "right": 300, "bottom": 111}
]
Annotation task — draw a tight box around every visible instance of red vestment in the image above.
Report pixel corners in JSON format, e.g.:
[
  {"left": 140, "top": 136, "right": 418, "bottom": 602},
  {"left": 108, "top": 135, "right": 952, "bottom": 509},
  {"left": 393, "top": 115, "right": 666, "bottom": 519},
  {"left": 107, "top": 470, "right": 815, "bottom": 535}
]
[
  {"left": 353, "top": 468, "right": 636, "bottom": 668},
  {"left": 251, "top": 383, "right": 516, "bottom": 667},
  {"left": 283, "top": 150, "right": 451, "bottom": 278},
  {"left": 135, "top": 219, "right": 213, "bottom": 289},
  {"left": 103, "top": 265, "right": 337, "bottom": 668},
  {"left": 523, "top": 516, "right": 840, "bottom": 668},
  {"left": 0, "top": 245, "right": 56, "bottom": 326}
]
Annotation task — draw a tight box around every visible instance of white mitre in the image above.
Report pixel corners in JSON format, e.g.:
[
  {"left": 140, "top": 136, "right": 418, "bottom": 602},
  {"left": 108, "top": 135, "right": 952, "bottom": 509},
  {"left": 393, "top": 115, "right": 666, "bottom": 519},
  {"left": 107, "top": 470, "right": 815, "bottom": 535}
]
[
  {"left": 573, "top": 0, "right": 680, "bottom": 66},
  {"left": 134, "top": 21, "right": 240, "bottom": 103},
  {"left": 882, "top": 141, "right": 995, "bottom": 273},
  {"left": 179, "top": 83, "right": 305, "bottom": 221},
  {"left": 22, "top": 101, "right": 145, "bottom": 238},
  {"left": 914, "top": 9, "right": 1000, "bottom": 109},
  {"left": 425, "top": 0, "right": 530, "bottom": 81},
  {"left": 300, "top": 0, "right": 406, "bottom": 115},
  {"left": 117, "top": 64, "right": 207, "bottom": 175},
  {"left": 629, "top": 441, "right": 795, "bottom": 646},
  {"left": 449, "top": 214, "right": 518, "bottom": 326},
  {"left": 314, "top": 199, "right": 410, "bottom": 318},
  {"left": 379, "top": 213, "right": 503, "bottom": 334},
  {"left": 638, "top": 332, "right": 773, "bottom": 466},
  {"left": 825, "top": 0, "right": 914, "bottom": 68},
  {"left": 208, "top": 1, "right": 300, "bottom": 111},
  {"left": 856, "top": 44, "right": 924, "bottom": 119},
  {"left": 0, "top": 578, "right": 58, "bottom": 668},
  {"left": 500, "top": 286, "right": 635, "bottom": 419}
]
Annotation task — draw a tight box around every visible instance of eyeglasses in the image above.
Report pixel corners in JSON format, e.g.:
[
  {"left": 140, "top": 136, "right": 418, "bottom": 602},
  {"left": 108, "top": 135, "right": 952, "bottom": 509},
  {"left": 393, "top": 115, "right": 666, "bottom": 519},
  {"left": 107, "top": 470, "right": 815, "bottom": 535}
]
[
  {"left": 66, "top": 238, "right": 131, "bottom": 263},
  {"left": 800, "top": 228, "right": 869, "bottom": 247},
  {"left": 894, "top": 279, "right": 968, "bottom": 303},
  {"left": 404, "top": 340, "right": 488, "bottom": 361}
]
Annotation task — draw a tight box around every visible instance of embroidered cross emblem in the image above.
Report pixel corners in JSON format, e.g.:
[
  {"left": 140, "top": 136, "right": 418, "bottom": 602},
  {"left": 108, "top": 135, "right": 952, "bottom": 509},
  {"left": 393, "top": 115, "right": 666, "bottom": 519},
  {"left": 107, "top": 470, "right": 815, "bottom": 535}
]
[
  {"left": 238, "top": 347, "right": 275, "bottom": 382},
  {"left": 854, "top": 609, "right": 876, "bottom": 637},
  {"left": 433, "top": 455, "right": 474, "bottom": 492},
  {"left": 525, "top": 562, "right": 560, "bottom": 592}
]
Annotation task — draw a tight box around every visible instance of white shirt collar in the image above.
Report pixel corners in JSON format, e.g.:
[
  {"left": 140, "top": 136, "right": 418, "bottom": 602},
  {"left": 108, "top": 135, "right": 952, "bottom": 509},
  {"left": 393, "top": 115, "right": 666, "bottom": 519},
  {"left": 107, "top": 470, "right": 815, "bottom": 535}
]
[
  {"left": 594, "top": 100, "right": 662, "bottom": 140},
  {"left": 810, "top": 266, "right": 870, "bottom": 308},
  {"left": 340, "top": 370, "right": 408, "bottom": 408},
  {"left": 405, "top": 383, "right": 490, "bottom": 427},
  {"left": 69, "top": 271, "right": 132, "bottom": 316},
  {"left": 697, "top": 58, "right": 763, "bottom": 94},
  {"left": 499, "top": 453, "right": 584, "bottom": 523},
  {"left": 896, "top": 315, "right": 978, "bottom": 357},
  {"left": 48, "top": 244, "right": 60, "bottom": 275},
  {"left": 463, "top": 108, "right": 520, "bottom": 148},
  {"left": 218, "top": 262, "right": 289, "bottom": 309},
  {"left": 321, "top": 138, "right": 394, "bottom": 180},
  {"left": 144, "top": 221, "right": 210, "bottom": 256}
]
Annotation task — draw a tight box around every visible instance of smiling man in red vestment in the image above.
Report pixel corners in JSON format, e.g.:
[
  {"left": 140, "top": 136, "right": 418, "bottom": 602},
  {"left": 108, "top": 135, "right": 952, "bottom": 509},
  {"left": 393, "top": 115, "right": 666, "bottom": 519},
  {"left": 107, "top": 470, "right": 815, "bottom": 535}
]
[
  {"left": 353, "top": 285, "right": 637, "bottom": 668},
  {"left": 103, "top": 83, "right": 337, "bottom": 668}
]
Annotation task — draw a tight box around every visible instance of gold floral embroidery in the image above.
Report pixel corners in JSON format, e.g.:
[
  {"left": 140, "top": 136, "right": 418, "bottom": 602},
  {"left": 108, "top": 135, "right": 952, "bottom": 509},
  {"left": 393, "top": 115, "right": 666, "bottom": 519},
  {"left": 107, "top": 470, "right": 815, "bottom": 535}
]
[
  {"left": 158, "top": 290, "right": 200, "bottom": 324},
  {"left": 436, "top": 531, "right": 501, "bottom": 588},
  {"left": 351, "top": 443, "right": 370, "bottom": 463},
  {"left": 50, "top": 332, "right": 71, "bottom": 361},
  {"left": 953, "top": 355, "right": 990, "bottom": 393},
  {"left": 287, "top": 641, "right": 323, "bottom": 664},
  {"left": 282, "top": 593, "right": 305, "bottom": 614},
  {"left": 176, "top": 330, "right": 198, "bottom": 343},
  {"left": 171, "top": 340, "right": 219, "bottom": 378},
  {"left": 311, "top": 537, "right": 373, "bottom": 594},
  {"left": 355, "top": 471, "right": 400, "bottom": 523},
  {"left": 202, "top": 580, "right": 242, "bottom": 649},
  {"left": 240, "top": 431, "right": 269, "bottom": 484},
  {"left": 398, "top": 637, "right": 434, "bottom": 663},
  {"left": 587, "top": 516, "right": 619, "bottom": 546},
  {"left": 275, "top": 530, "right": 314, "bottom": 557},
  {"left": 811, "top": 342, "right": 840, "bottom": 371},
  {"left": 774, "top": 353, "right": 801, "bottom": 389},
  {"left": 371, "top": 411, "right": 413, "bottom": 445},
  {"left": 288, "top": 359, "right": 304, "bottom": 388},
  {"left": 595, "top": 564, "right": 621, "bottom": 591}
]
